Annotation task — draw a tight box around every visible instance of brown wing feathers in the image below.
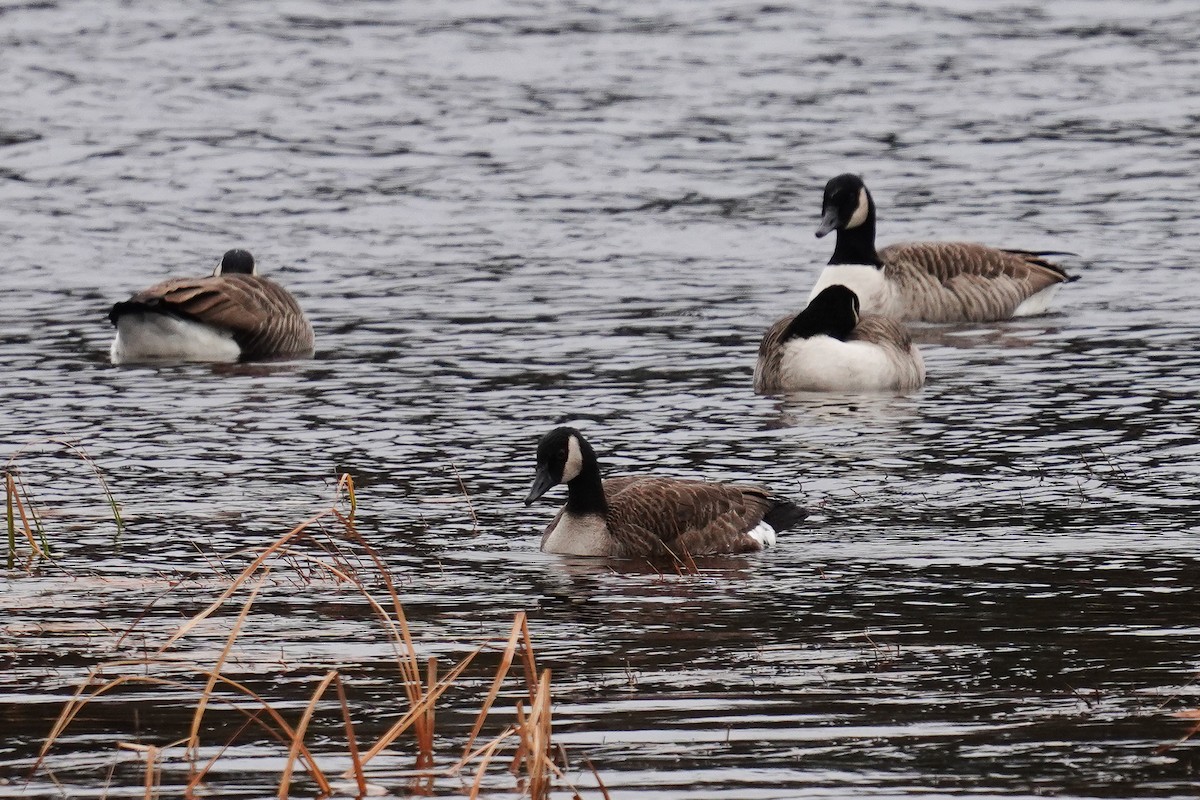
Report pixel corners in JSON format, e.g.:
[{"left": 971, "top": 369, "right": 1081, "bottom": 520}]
[
  {"left": 878, "top": 242, "right": 1069, "bottom": 322},
  {"left": 603, "top": 477, "right": 784, "bottom": 558},
  {"left": 849, "top": 315, "right": 916, "bottom": 352}
]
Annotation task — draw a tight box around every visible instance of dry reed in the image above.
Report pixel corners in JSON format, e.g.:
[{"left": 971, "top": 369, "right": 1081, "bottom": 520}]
[
  {"left": 31, "top": 472, "right": 599, "bottom": 798},
  {"left": 4, "top": 437, "right": 124, "bottom": 566}
]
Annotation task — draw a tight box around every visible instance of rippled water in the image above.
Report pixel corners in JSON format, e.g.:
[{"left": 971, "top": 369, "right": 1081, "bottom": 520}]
[{"left": 3, "top": 0, "right": 1199, "bottom": 797}]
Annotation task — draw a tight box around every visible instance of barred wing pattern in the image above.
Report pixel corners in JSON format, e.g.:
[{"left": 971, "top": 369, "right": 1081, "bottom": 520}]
[
  {"left": 603, "top": 477, "right": 778, "bottom": 558},
  {"left": 878, "top": 242, "right": 1069, "bottom": 322},
  {"left": 753, "top": 315, "right": 796, "bottom": 393},
  {"left": 116, "top": 274, "right": 314, "bottom": 360}
]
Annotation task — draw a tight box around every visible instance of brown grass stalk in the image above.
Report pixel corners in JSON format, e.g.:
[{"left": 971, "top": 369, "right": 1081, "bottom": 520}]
[
  {"left": 328, "top": 501, "right": 425, "bottom": 708},
  {"left": 186, "top": 710, "right": 266, "bottom": 795},
  {"left": 460, "top": 611, "right": 542, "bottom": 762},
  {"left": 5, "top": 471, "right": 49, "bottom": 563},
  {"left": 188, "top": 570, "right": 269, "bottom": 752},
  {"left": 336, "top": 472, "right": 357, "bottom": 520},
  {"left": 467, "top": 727, "right": 515, "bottom": 800},
  {"left": 4, "top": 438, "right": 124, "bottom": 538},
  {"left": 585, "top": 759, "right": 613, "bottom": 800},
  {"left": 450, "top": 463, "right": 479, "bottom": 534},
  {"left": 519, "top": 669, "right": 555, "bottom": 800},
  {"left": 416, "top": 657, "right": 438, "bottom": 768},
  {"left": 333, "top": 674, "right": 367, "bottom": 797},
  {"left": 353, "top": 641, "right": 489, "bottom": 768},
  {"left": 32, "top": 470, "right": 596, "bottom": 798},
  {"left": 1156, "top": 709, "right": 1200, "bottom": 754},
  {"left": 117, "top": 742, "right": 161, "bottom": 800},
  {"left": 277, "top": 670, "right": 340, "bottom": 799},
  {"left": 36, "top": 670, "right": 330, "bottom": 789},
  {"left": 156, "top": 512, "right": 331, "bottom": 652},
  {"left": 5, "top": 471, "right": 20, "bottom": 564}
]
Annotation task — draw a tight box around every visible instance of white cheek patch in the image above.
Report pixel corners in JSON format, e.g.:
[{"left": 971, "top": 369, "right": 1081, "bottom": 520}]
[
  {"left": 561, "top": 435, "right": 584, "bottom": 483},
  {"left": 846, "top": 187, "right": 870, "bottom": 229}
]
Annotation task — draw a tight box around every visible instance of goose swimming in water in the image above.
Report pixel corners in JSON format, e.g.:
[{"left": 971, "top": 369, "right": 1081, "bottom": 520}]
[
  {"left": 108, "top": 249, "right": 315, "bottom": 364},
  {"left": 755, "top": 284, "right": 925, "bottom": 394},
  {"left": 810, "top": 173, "right": 1076, "bottom": 322},
  {"left": 524, "top": 427, "right": 807, "bottom": 559}
]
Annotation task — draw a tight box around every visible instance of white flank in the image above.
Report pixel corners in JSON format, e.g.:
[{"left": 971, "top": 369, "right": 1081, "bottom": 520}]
[
  {"left": 1012, "top": 284, "right": 1062, "bottom": 317},
  {"left": 110, "top": 314, "right": 241, "bottom": 364},
  {"left": 808, "top": 265, "right": 900, "bottom": 317},
  {"left": 845, "top": 187, "right": 870, "bottom": 229},
  {"left": 541, "top": 511, "right": 610, "bottom": 556},
  {"left": 776, "top": 335, "right": 924, "bottom": 393},
  {"left": 561, "top": 434, "right": 584, "bottom": 483},
  {"left": 746, "top": 521, "right": 776, "bottom": 549}
]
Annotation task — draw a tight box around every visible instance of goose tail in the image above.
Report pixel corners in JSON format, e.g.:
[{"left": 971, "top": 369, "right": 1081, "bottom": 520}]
[{"left": 999, "top": 249, "right": 1081, "bottom": 282}]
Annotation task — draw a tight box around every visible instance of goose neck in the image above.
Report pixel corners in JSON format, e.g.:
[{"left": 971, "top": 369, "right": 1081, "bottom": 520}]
[{"left": 564, "top": 459, "right": 608, "bottom": 517}]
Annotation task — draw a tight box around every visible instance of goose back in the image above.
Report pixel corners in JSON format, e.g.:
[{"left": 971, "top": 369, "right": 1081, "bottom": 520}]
[
  {"left": 755, "top": 307, "right": 925, "bottom": 394},
  {"left": 542, "top": 477, "right": 794, "bottom": 558},
  {"left": 877, "top": 242, "right": 1070, "bottom": 322},
  {"left": 109, "top": 273, "right": 314, "bottom": 362}
]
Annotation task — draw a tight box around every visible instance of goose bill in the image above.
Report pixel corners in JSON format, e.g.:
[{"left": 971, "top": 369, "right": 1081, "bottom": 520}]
[
  {"left": 524, "top": 467, "right": 557, "bottom": 506},
  {"left": 815, "top": 207, "right": 840, "bottom": 238}
]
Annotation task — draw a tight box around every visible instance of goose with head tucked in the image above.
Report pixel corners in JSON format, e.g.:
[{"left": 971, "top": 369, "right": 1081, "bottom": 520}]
[
  {"left": 755, "top": 284, "right": 924, "bottom": 394},
  {"left": 810, "top": 173, "right": 1076, "bottom": 322},
  {"left": 524, "top": 427, "right": 806, "bottom": 559},
  {"left": 108, "top": 249, "right": 315, "bottom": 364}
]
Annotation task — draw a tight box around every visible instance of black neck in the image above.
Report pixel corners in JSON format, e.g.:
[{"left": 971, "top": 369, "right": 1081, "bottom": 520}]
[
  {"left": 565, "top": 458, "right": 608, "bottom": 517},
  {"left": 829, "top": 217, "right": 881, "bottom": 266},
  {"left": 783, "top": 293, "right": 856, "bottom": 342}
]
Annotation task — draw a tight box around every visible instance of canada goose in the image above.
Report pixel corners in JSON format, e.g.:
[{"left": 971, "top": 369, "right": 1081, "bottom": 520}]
[
  {"left": 108, "top": 249, "right": 315, "bottom": 364},
  {"left": 811, "top": 173, "right": 1076, "bottom": 322},
  {"left": 754, "top": 284, "right": 925, "bottom": 394},
  {"left": 524, "top": 427, "right": 807, "bottom": 558}
]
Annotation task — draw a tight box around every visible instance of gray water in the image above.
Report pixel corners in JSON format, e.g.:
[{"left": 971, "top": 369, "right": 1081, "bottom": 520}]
[{"left": 2, "top": 0, "right": 1199, "bottom": 797}]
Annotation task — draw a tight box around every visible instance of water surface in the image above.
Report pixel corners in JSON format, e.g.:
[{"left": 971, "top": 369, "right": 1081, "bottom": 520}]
[{"left": 2, "top": 0, "right": 1199, "bottom": 797}]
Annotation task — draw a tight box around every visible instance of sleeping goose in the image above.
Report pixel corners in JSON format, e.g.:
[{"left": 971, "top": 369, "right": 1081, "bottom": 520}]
[
  {"left": 108, "top": 249, "right": 315, "bottom": 364},
  {"left": 755, "top": 284, "right": 925, "bottom": 394},
  {"left": 810, "top": 173, "right": 1075, "bottom": 322},
  {"left": 524, "top": 427, "right": 806, "bottom": 559}
]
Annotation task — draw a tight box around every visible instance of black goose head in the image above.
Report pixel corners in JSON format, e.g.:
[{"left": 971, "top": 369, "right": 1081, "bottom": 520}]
[
  {"left": 816, "top": 173, "right": 874, "bottom": 238},
  {"left": 215, "top": 249, "right": 256, "bottom": 276},
  {"left": 782, "top": 285, "right": 861, "bottom": 342},
  {"left": 524, "top": 426, "right": 593, "bottom": 506}
]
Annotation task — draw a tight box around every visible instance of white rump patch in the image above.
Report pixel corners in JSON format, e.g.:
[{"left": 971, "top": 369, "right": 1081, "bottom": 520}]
[
  {"left": 747, "top": 521, "right": 777, "bottom": 549},
  {"left": 1012, "top": 284, "right": 1061, "bottom": 317},
  {"left": 561, "top": 434, "right": 584, "bottom": 483},
  {"left": 110, "top": 314, "right": 240, "bottom": 364},
  {"left": 846, "top": 187, "right": 870, "bottom": 229}
]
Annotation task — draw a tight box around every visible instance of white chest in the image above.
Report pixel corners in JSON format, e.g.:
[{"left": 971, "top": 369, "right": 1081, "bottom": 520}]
[
  {"left": 540, "top": 511, "right": 611, "bottom": 556},
  {"left": 808, "top": 265, "right": 900, "bottom": 317}
]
